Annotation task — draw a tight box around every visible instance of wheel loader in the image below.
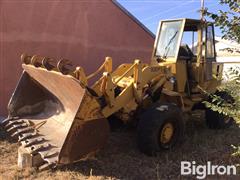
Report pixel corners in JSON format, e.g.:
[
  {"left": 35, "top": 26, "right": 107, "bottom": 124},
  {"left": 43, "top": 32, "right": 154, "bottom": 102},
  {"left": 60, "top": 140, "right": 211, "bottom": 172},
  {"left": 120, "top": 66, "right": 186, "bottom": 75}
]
[{"left": 1, "top": 18, "right": 233, "bottom": 169}]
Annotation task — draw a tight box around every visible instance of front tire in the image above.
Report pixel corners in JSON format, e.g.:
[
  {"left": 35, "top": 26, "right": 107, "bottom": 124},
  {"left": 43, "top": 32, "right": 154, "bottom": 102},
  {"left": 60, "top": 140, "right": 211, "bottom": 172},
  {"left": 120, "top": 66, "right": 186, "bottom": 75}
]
[{"left": 137, "top": 103, "right": 184, "bottom": 156}]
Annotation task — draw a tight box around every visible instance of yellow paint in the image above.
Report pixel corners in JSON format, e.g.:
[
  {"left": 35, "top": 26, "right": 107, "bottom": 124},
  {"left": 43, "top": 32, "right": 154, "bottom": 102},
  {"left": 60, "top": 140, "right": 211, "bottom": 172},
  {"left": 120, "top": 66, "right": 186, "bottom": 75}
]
[
  {"left": 19, "top": 18, "right": 233, "bottom": 122},
  {"left": 160, "top": 123, "right": 174, "bottom": 144}
]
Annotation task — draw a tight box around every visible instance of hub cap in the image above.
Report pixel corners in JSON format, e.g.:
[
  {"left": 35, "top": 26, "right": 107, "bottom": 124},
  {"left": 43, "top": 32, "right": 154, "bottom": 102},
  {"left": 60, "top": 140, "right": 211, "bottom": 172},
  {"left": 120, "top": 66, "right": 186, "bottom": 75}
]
[{"left": 160, "top": 122, "right": 174, "bottom": 144}]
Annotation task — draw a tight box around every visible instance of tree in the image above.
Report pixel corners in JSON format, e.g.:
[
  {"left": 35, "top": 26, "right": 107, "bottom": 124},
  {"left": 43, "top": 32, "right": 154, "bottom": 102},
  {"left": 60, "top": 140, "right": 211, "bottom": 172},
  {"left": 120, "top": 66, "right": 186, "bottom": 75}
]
[
  {"left": 205, "top": 0, "right": 240, "bottom": 158},
  {"left": 204, "top": 67, "right": 240, "bottom": 124},
  {"left": 205, "top": 0, "right": 240, "bottom": 44},
  {"left": 205, "top": 0, "right": 240, "bottom": 122}
]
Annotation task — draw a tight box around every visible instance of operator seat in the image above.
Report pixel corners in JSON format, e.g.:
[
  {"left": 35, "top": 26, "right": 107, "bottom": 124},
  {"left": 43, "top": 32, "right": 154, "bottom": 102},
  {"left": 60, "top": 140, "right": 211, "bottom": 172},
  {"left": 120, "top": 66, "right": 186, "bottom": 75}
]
[
  {"left": 178, "top": 44, "right": 196, "bottom": 61},
  {"left": 178, "top": 44, "right": 198, "bottom": 95}
]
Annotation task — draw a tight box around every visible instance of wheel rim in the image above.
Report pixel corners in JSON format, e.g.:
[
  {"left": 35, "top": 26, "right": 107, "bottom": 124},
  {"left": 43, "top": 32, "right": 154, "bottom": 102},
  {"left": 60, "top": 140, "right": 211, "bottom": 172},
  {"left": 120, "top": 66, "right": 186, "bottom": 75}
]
[{"left": 160, "top": 122, "right": 174, "bottom": 144}]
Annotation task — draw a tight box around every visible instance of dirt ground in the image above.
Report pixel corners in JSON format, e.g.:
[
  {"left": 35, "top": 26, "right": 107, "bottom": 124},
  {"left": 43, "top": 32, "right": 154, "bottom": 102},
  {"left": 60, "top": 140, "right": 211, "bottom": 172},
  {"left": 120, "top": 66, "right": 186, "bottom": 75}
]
[{"left": 0, "top": 114, "right": 239, "bottom": 180}]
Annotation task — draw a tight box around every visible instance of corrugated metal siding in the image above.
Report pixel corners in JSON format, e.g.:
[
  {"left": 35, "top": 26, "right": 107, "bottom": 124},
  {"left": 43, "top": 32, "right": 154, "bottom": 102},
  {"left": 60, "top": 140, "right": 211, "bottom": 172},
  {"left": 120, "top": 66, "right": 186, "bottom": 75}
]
[{"left": 0, "top": 0, "right": 154, "bottom": 115}]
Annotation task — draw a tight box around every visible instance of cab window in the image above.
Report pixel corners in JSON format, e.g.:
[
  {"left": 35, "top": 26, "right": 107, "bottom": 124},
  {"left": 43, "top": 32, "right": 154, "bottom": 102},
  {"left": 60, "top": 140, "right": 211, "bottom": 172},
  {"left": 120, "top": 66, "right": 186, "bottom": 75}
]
[
  {"left": 155, "top": 20, "right": 183, "bottom": 59},
  {"left": 206, "top": 25, "right": 215, "bottom": 58}
]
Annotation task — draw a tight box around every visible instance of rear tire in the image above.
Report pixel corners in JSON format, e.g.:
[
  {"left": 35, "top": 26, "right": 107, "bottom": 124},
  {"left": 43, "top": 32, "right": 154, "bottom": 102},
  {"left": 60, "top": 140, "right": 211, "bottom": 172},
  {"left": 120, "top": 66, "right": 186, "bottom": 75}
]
[
  {"left": 137, "top": 103, "right": 184, "bottom": 156},
  {"left": 206, "top": 91, "right": 234, "bottom": 129},
  {"left": 206, "top": 109, "right": 233, "bottom": 129}
]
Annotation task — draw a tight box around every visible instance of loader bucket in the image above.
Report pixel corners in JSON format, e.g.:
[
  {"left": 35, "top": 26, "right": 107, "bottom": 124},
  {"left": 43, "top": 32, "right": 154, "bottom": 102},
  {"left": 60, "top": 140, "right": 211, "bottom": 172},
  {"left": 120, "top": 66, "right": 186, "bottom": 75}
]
[{"left": 3, "top": 64, "right": 109, "bottom": 169}]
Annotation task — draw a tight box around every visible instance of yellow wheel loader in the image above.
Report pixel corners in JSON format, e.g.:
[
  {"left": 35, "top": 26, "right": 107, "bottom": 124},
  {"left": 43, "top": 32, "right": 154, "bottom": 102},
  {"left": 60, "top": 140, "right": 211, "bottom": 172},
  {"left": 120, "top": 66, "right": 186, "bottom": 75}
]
[{"left": 1, "top": 18, "right": 233, "bottom": 169}]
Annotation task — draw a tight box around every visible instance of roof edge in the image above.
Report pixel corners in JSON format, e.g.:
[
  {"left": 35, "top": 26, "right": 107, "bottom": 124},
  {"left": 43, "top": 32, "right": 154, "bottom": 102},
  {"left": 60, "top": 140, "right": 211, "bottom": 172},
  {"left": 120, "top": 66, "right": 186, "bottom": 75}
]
[
  {"left": 215, "top": 36, "right": 240, "bottom": 47},
  {"left": 112, "top": 0, "right": 155, "bottom": 39}
]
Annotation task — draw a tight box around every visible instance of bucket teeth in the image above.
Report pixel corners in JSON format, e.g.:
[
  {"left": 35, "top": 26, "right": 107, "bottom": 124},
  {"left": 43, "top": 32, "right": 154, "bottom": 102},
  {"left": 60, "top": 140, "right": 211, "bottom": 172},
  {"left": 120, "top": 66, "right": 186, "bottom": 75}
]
[
  {"left": 28, "top": 143, "right": 51, "bottom": 154},
  {"left": 1, "top": 117, "right": 19, "bottom": 126},
  {"left": 2, "top": 117, "right": 59, "bottom": 169},
  {"left": 1, "top": 118, "right": 10, "bottom": 125},
  {"left": 39, "top": 161, "right": 56, "bottom": 171},
  {"left": 5, "top": 119, "right": 25, "bottom": 128},
  {"left": 6, "top": 123, "right": 28, "bottom": 132},
  {"left": 38, "top": 149, "right": 59, "bottom": 159},
  {"left": 44, "top": 156, "right": 58, "bottom": 166},
  {"left": 17, "top": 127, "right": 59, "bottom": 169},
  {"left": 11, "top": 127, "right": 34, "bottom": 137},
  {"left": 38, "top": 162, "right": 50, "bottom": 171},
  {"left": 38, "top": 149, "right": 59, "bottom": 170},
  {"left": 21, "top": 137, "right": 45, "bottom": 148},
  {"left": 18, "top": 131, "right": 38, "bottom": 141}
]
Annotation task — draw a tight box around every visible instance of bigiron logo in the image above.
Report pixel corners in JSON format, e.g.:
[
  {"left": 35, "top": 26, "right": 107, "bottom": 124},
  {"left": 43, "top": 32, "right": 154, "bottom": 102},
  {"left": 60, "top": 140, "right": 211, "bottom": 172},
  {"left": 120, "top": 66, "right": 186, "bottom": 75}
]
[{"left": 181, "top": 161, "right": 237, "bottom": 179}]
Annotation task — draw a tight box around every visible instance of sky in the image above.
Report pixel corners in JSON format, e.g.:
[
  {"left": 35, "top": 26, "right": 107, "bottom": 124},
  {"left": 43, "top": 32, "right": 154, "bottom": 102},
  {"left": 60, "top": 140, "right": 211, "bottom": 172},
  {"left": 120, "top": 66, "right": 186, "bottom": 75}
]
[{"left": 117, "top": 0, "right": 228, "bottom": 37}]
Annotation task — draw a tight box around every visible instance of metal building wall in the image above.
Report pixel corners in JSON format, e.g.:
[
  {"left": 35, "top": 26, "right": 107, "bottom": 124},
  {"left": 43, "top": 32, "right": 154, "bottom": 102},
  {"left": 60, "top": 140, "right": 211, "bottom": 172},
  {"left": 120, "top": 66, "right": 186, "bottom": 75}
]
[{"left": 0, "top": 0, "right": 154, "bottom": 115}]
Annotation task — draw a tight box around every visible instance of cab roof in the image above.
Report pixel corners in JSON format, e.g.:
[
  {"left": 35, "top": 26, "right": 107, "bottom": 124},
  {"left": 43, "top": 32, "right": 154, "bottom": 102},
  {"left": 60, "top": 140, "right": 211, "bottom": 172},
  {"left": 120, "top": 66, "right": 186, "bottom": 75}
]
[{"left": 160, "top": 18, "right": 213, "bottom": 31}]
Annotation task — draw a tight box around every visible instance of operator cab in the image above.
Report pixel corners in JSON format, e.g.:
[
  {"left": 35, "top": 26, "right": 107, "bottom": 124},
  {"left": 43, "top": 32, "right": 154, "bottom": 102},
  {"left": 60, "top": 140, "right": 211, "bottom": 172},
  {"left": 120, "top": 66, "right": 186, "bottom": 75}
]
[
  {"left": 153, "top": 18, "right": 216, "bottom": 63},
  {"left": 152, "top": 18, "right": 221, "bottom": 95}
]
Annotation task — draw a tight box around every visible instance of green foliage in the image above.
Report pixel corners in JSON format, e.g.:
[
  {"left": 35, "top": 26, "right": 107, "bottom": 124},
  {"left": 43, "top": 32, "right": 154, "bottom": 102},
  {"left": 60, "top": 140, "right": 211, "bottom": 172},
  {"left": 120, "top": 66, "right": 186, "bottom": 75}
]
[
  {"left": 206, "top": 0, "right": 240, "bottom": 161},
  {"left": 206, "top": 67, "right": 240, "bottom": 158},
  {"left": 204, "top": 67, "right": 240, "bottom": 122},
  {"left": 232, "top": 145, "right": 240, "bottom": 157},
  {"left": 205, "top": 0, "right": 240, "bottom": 43},
  {"left": 232, "top": 144, "right": 240, "bottom": 164}
]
